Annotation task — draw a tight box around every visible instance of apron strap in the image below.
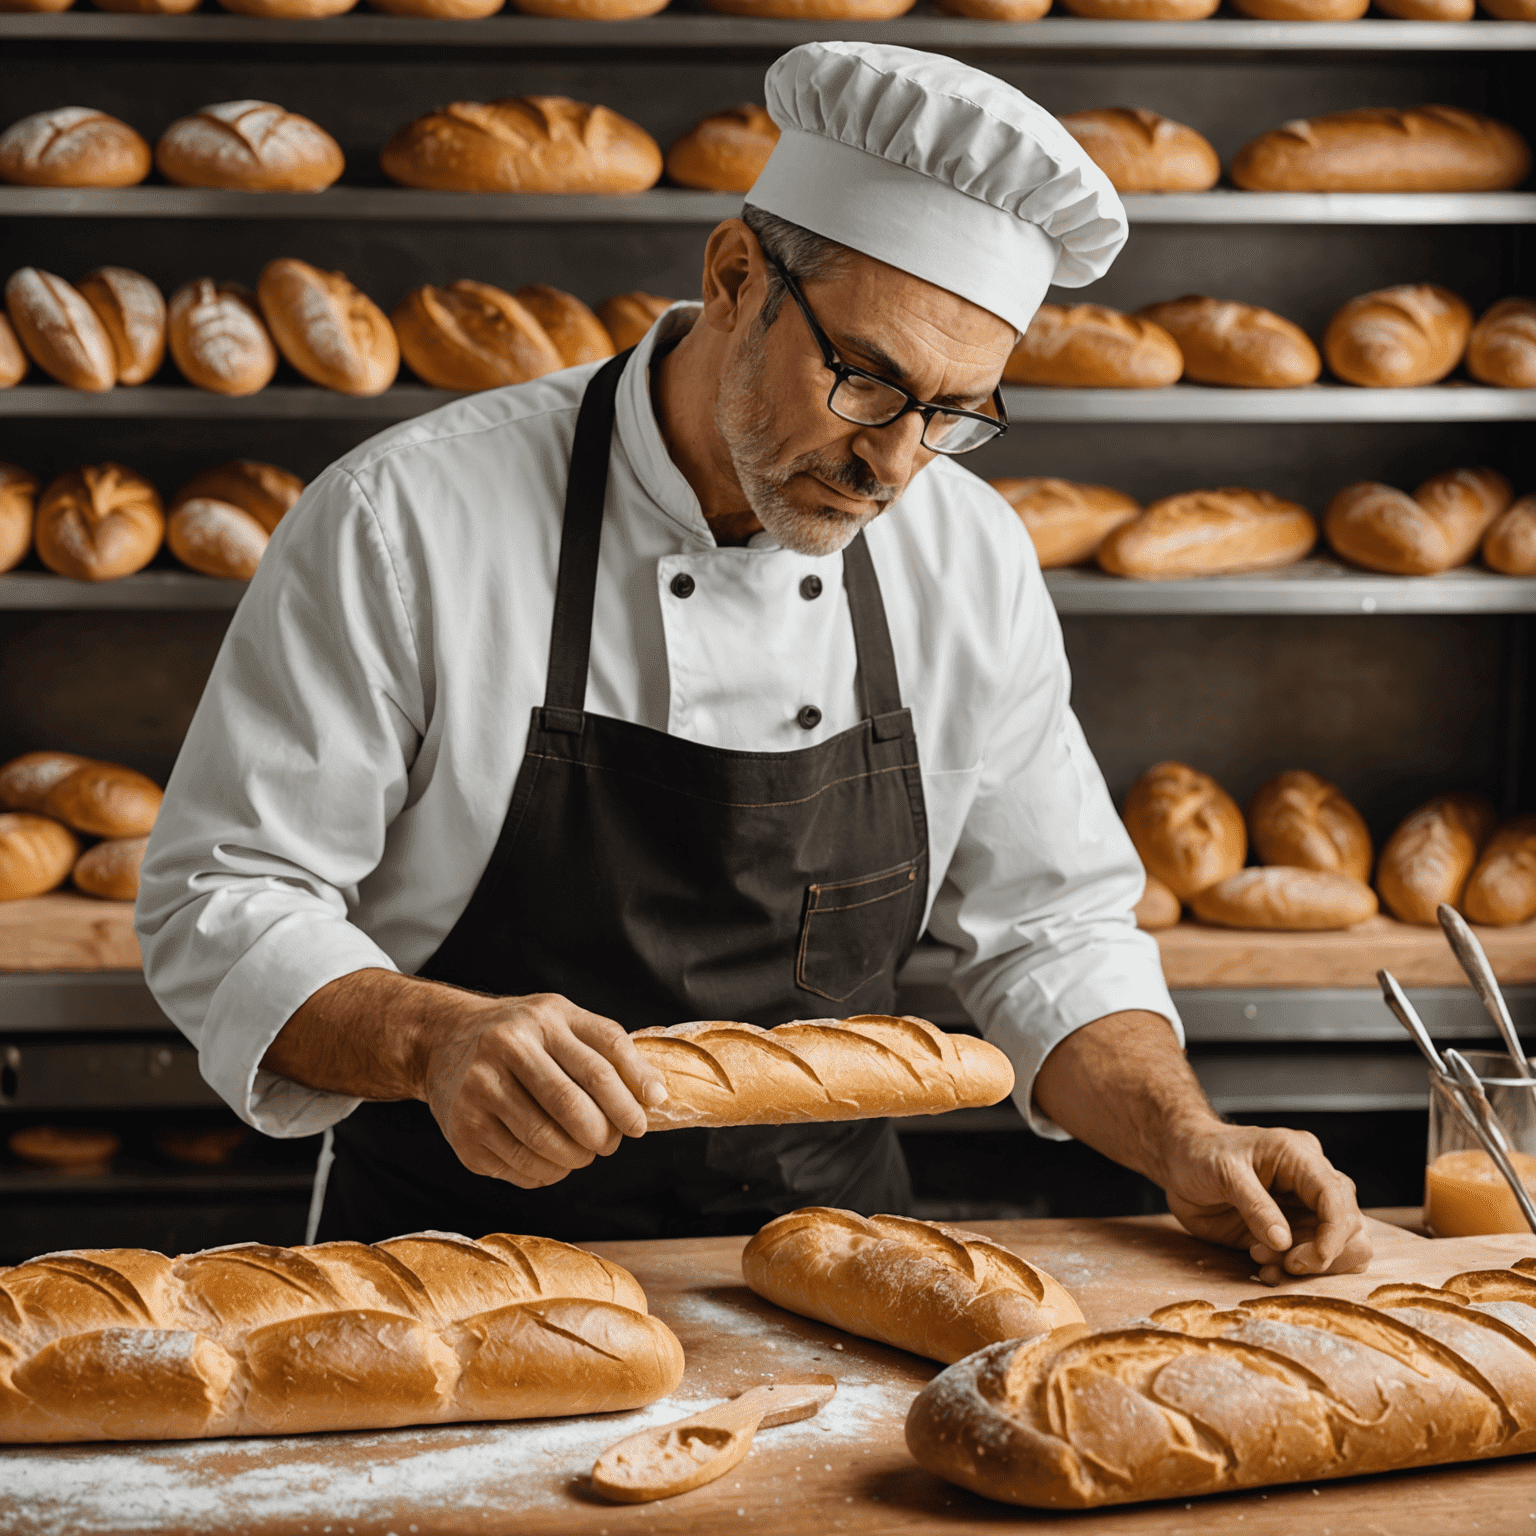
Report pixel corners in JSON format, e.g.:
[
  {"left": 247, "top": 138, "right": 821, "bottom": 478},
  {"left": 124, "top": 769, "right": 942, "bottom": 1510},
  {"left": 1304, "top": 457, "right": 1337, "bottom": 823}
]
[{"left": 841, "top": 531, "right": 907, "bottom": 740}]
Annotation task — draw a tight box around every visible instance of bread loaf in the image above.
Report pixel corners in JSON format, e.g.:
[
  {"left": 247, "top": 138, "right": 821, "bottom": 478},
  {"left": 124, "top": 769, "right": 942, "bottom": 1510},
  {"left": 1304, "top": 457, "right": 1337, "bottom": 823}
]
[
  {"left": 0, "top": 107, "right": 150, "bottom": 188},
  {"left": 8, "top": 1127, "right": 119, "bottom": 1169},
  {"left": 1481, "top": 0, "right": 1536, "bottom": 16},
  {"left": 1097, "top": 487, "right": 1317, "bottom": 580},
  {"left": 73, "top": 835, "right": 149, "bottom": 901},
  {"left": 1373, "top": 0, "right": 1473, "bottom": 16},
  {"left": 1136, "top": 296, "right": 1320, "bottom": 389},
  {"left": 632, "top": 1015, "right": 1013, "bottom": 1130},
  {"left": 392, "top": 280, "right": 564, "bottom": 391},
  {"left": 1324, "top": 284, "right": 1472, "bottom": 389},
  {"left": 156, "top": 1128, "right": 248, "bottom": 1166},
  {"left": 0, "top": 751, "right": 90, "bottom": 813},
  {"left": 665, "top": 106, "right": 779, "bottom": 193},
  {"left": 515, "top": 285, "right": 615, "bottom": 367},
  {"left": 1004, "top": 304, "right": 1183, "bottom": 390},
  {"left": 166, "top": 462, "right": 301, "bottom": 579},
  {"left": 1377, "top": 791, "right": 1497, "bottom": 924},
  {"left": 167, "top": 279, "right": 277, "bottom": 397},
  {"left": 1060, "top": 0, "right": 1218, "bottom": 16},
  {"left": 1058, "top": 110, "right": 1218, "bottom": 194},
  {"left": 742, "top": 1209, "right": 1081, "bottom": 1365},
  {"left": 1231, "top": 106, "right": 1530, "bottom": 193},
  {"left": 933, "top": 0, "right": 1049, "bottom": 17},
  {"left": 173, "top": 460, "right": 303, "bottom": 535},
  {"left": 0, "top": 313, "right": 26, "bottom": 388},
  {"left": 257, "top": 258, "right": 398, "bottom": 397},
  {"left": 215, "top": 0, "right": 360, "bottom": 17},
  {"left": 1484, "top": 495, "right": 1536, "bottom": 577},
  {"left": 1325, "top": 466, "right": 1512, "bottom": 575},
  {"left": 92, "top": 0, "right": 203, "bottom": 13},
  {"left": 76, "top": 267, "right": 165, "bottom": 386},
  {"left": 1231, "top": 0, "right": 1366, "bottom": 16},
  {"left": 1123, "top": 763, "right": 1246, "bottom": 901},
  {"left": 906, "top": 1260, "right": 1536, "bottom": 1509},
  {"left": 156, "top": 101, "right": 344, "bottom": 192},
  {"left": 1248, "top": 769, "right": 1372, "bottom": 881},
  {"left": 45, "top": 760, "right": 161, "bottom": 838},
  {"left": 381, "top": 97, "right": 662, "bottom": 194},
  {"left": 1467, "top": 298, "right": 1536, "bottom": 389},
  {"left": 0, "top": 0, "right": 75, "bottom": 12},
  {"left": 1190, "top": 867, "right": 1378, "bottom": 930},
  {"left": 0, "top": 1230, "right": 683, "bottom": 1443},
  {"left": 990, "top": 478, "right": 1140, "bottom": 568},
  {"left": 1463, "top": 817, "right": 1536, "bottom": 927},
  {"left": 5, "top": 268, "right": 117, "bottom": 392},
  {"left": 598, "top": 292, "right": 675, "bottom": 351},
  {"left": 368, "top": 0, "right": 504, "bottom": 18},
  {"left": 36, "top": 464, "right": 164, "bottom": 583},
  {"left": 1134, "top": 874, "right": 1181, "bottom": 930},
  {"left": 700, "top": 0, "right": 916, "bottom": 17},
  {"left": 0, "top": 462, "right": 38, "bottom": 574},
  {"left": 509, "top": 0, "right": 667, "bottom": 16},
  {"left": 0, "top": 813, "right": 79, "bottom": 900}
]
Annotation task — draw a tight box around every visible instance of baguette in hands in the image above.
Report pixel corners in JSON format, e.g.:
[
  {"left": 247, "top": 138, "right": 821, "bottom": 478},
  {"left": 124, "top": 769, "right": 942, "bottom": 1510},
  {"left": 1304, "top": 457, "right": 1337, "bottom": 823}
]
[
  {"left": 0, "top": 1230, "right": 683, "bottom": 1443},
  {"left": 743, "top": 1208, "right": 1081, "bottom": 1364},
  {"left": 633, "top": 1014, "right": 1014, "bottom": 1130}
]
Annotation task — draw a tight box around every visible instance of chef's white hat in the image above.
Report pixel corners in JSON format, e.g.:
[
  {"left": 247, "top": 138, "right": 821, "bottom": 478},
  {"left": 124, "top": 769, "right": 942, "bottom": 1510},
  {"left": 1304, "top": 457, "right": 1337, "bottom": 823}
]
[{"left": 746, "top": 41, "right": 1128, "bottom": 334}]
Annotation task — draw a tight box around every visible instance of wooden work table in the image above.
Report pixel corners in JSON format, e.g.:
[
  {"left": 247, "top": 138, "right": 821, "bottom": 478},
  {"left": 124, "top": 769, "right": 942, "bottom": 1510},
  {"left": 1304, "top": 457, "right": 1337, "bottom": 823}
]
[{"left": 7, "top": 1213, "right": 1536, "bottom": 1536}]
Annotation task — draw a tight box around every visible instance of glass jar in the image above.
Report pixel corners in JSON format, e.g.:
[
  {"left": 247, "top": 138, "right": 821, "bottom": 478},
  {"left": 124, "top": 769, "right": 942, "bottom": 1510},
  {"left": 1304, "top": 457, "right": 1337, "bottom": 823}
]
[{"left": 1424, "top": 1049, "right": 1536, "bottom": 1237}]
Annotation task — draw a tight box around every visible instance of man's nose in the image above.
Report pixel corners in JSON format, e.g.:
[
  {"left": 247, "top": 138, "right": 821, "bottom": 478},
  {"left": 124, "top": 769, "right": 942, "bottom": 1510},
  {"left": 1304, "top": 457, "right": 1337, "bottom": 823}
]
[{"left": 850, "top": 412, "right": 927, "bottom": 491}]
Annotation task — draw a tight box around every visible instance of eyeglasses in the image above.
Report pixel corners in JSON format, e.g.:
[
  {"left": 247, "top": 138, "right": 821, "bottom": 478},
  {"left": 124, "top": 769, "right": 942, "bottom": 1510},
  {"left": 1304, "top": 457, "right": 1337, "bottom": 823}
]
[{"left": 764, "top": 251, "right": 1008, "bottom": 457}]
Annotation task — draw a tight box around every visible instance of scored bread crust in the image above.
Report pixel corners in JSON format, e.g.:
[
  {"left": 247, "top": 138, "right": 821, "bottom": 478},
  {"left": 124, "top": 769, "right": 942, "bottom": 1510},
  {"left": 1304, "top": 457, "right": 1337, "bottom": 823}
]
[
  {"left": 0, "top": 314, "right": 26, "bottom": 388},
  {"left": 156, "top": 100, "right": 345, "bottom": 192},
  {"left": 1097, "top": 486, "right": 1317, "bottom": 580},
  {"left": 44, "top": 759, "right": 162, "bottom": 838},
  {"left": 5, "top": 267, "right": 117, "bottom": 392},
  {"left": 990, "top": 477, "right": 1140, "bottom": 569},
  {"left": 76, "top": 267, "right": 166, "bottom": 386},
  {"left": 0, "top": 1230, "right": 682, "bottom": 1443},
  {"left": 0, "top": 463, "right": 38, "bottom": 574},
  {"left": 72, "top": 835, "right": 149, "bottom": 901},
  {"left": 1324, "top": 283, "right": 1473, "bottom": 388},
  {"left": 1004, "top": 304, "right": 1183, "bottom": 390},
  {"left": 258, "top": 258, "right": 399, "bottom": 396},
  {"left": 167, "top": 498, "right": 269, "bottom": 580},
  {"left": 1058, "top": 109, "right": 1219, "bottom": 193},
  {"left": 0, "top": 107, "right": 151, "bottom": 188},
  {"left": 742, "top": 1208, "right": 1082, "bottom": 1365},
  {"left": 1123, "top": 762, "right": 1246, "bottom": 901},
  {"left": 167, "top": 279, "right": 278, "bottom": 397},
  {"left": 1377, "top": 791, "right": 1498, "bottom": 925},
  {"left": 597, "top": 292, "right": 675, "bottom": 351},
  {"left": 1467, "top": 298, "right": 1536, "bottom": 390},
  {"left": 1463, "top": 817, "right": 1536, "bottom": 927},
  {"left": 907, "top": 1261, "right": 1536, "bottom": 1509},
  {"left": 1325, "top": 466, "right": 1512, "bottom": 576},
  {"left": 1135, "top": 295, "right": 1320, "bottom": 389},
  {"left": 633, "top": 1015, "right": 1014, "bottom": 1130},
  {"left": 1189, "top": 866, "right": 1378, "bottom": 930},
  {"left": 172, "top": 460, "right": 304, "bottom": 535},
  {"left": 1485, "top": 495, "right": 1536, "bottom": 578},
  {"left": 0, "top": 813, "right": 79, "bottom": 900},
  {"left": 0, "top": 751, "right": 90, "bottom": 814},
  {"left": 665, "top": 105, "right": 780, "bottom": 193},
  {"left": 1248, "top": 769, "right": 1372, "bottom": 881},
  {"left": 515, "top": 285, "right": 615, "bottom": 367},
  {"left": 35, "top": 464, "right": 165, "bottom": 583},
  {"left": 392, "top": 280, "right": 565, "bottom": 391}
]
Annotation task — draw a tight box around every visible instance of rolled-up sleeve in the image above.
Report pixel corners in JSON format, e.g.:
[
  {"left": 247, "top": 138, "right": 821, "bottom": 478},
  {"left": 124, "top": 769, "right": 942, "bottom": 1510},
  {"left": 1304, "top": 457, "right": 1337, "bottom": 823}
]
[
  {"left": 135, "top": 466, "right": 425, "bottom": 1138},
  {"left": 926, "top": 546, "right": 1181, "bottom": 1140}
]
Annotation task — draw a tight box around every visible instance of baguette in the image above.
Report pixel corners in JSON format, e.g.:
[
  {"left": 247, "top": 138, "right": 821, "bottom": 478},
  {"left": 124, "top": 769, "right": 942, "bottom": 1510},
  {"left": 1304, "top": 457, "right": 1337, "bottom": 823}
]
[
  {"left": 0, "top": 1230, "right": 683, "bottom": 1443},
  {"left": 392, "top": 280, "right": 564, "bottom": 390},
  {"left": 1190, "top": 867, "right": 1378, "bottom": 930},
  {"left": 73, "top": 834, "right": 149, "bottom": 901},
  {"left": 1463, "top": 817, "right": 1536, "bottom": 927},
  {"left": 167, "top": 279, "right": 277, "bottom": 397},
  {"left": 155, "top": 100, "right": 344, "bottom": 192},
  {"left": 598, "top": 292, "right": 675, "bottom": 351},
  {"left": 665, "top": 106, "right": 779, "bottom": 193},
  {"left": 0, "top": 313, "right": 25, "bottom": 387},
  {"left": 1134, "top": 873, "right": 1181, "bottom": 930},
  {"left": 1324, "top": 284, "right": 1472, "bottom": 389},
  {"left": 742, "top": 1208, "right": 1081, "bottom": 1365},
  {"left": 906, "top": 1261, "right": 1536, "bottom": 1509},
  {"left": 1003, "top": 304, "right": 1183, "bottom": 390},
  {"left": 75, "top": 267, "right": 165, "bottom": 386},
  {"left": 5, "top": 267, "right": 116, "bottom": 392},
  {"left": 0, "top": 751, "right": 90, "bottom": 813},
  {"left": 0, "top": 107, "right": 150, "bottom": 188},
  {"left": 1123, "top": 762, "right": 1246, "bottom": 901},
  {"left": 1325, "top": 466, "right": 1512, "bottom": 576},
  {"left": 35, "top": 464, "right": 164, "bottom": 583},
  {"left": 1467, "top": 298, "right": 1536, "bottom": 389},
  {"left": 1135, "top": 296, "right": 1320, "bottom": 389},
  {"left": 1248, "top": 769, "right": 1372, "bottom": 881},
  {"left": 514, "top": 285, "right": 614, "bottom": 367},
  {"left": 632, "top": 1015, "right": 1013, "bottom": 1130},
  {"left": 0, "top": 462, "right": 38, "bottom": 574},
  {"left": 1058, "top": 109, "right": 1218, "bottom": 194},
  {"left": 0, "top": 812, "right": 78, "bottom": 900},
  {"left": 1097, "top": 487, "right": 1317, "bottom": 580},
  {"left": 990, "top": 477, "right": 1140, "bottom": 569},
  {"left": 1377, "top": 791, "right": 1497, "bottom": 925},
  {"left": 257, "top": 258, "right": 398, "bottom": 397},
  {"left": 1484, "top": 495, "right": 1536, "bottom": 577}
]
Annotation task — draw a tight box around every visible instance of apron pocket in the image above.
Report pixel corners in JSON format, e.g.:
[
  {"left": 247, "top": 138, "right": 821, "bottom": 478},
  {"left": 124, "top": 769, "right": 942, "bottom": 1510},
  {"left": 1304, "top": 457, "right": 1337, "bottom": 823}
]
[{"left": 795, "top": 858, "right": 921, "bottom": 1005}]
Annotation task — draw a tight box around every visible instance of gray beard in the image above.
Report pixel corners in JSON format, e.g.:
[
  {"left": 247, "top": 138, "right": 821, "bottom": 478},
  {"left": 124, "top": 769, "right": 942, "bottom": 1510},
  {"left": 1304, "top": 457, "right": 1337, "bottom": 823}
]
[{"left": 716, "top": 325, "right": 903, "bottom": 557}]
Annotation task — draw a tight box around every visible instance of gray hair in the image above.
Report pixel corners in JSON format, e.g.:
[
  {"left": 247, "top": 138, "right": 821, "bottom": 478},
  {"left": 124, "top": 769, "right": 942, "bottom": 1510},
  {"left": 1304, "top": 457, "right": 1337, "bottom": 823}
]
[{"left": 741, "top": 205, "right": 851, "bottom": 330}]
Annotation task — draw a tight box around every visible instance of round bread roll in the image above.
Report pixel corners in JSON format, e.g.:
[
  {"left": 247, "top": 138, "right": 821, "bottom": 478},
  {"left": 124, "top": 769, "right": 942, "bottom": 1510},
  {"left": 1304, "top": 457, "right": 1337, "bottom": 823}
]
[
  {"left": 1060, "top": 0, "right": 1218, "bottom": 16},
  {"left": 1004, "top": 304, "right": 1183, "bottom": 390},
  {"left": 156, "top": 1126, "right": 249, "bottom": 1166},
  {"left": 990, "top": 478, "right": 1141, "bottom": 569},
  {"left": 257, "top": 258, "right": 398, "bottom": 397},
  {"left": 0, "top": 813, "right": 78, "bottom": 898},
  {"left": 0, "top": 751, "right": 90, "bottom": 813},
  {"left": 392, "top": 280, "right": 564, "bottom": 392},
  {"left": 1191, "top": 867, "right": 1379, "bottom": 931},
  {"left": 509, "top": 0, "right": 664, "bottom": 13},
  {"left": 0, "top": 107, "right": 150, "bottom": 188},
  {"left": 598, "top": 292, "right": 675, "bottom": 351},
  {"left": 216, "top": 0, "right": 360, "bottom": 15},
  {"left": 1233, "top": 0, "right": 1367, "bottom": 14},
  {"left": 1377, "top": 791, "right": 1497, "bottom": 925},
  {"left": 381, "top": 97, "right": 662, "bottom": 195},
  {"left": 1232, "top": 106, "right": 1530, "bottom": 193},
  {"left": 665, "top": 106, "right": 779, "bottom": 194},
  {"left": 1136, "top": 296, "right": 1320, "bottom": 389},
  {"left": 1374, "top": 0, "right": 1473, "bottom": 16},
  {"left": 1484, "top": 495, "right": 1536, "bottom": 577},
  {"left": 1324, "top": 284, "right": 1472, "bottom": 389},
  {"left": 73, "top": 834, "right": 148, "bottom": 901},
  {"left": 1098, "top": 487, "right": 1317, "bottom": 580},
  {"left": 1059, "top": 109, "right": 1219, "bottom": 194},
  {"left": 1467, "top": 298, "right": 1536, "bottom": 389},
  {"left": 1463, "top": 818, "right": 1536, "bottom": 927},
  {"left": 0, "top": 314, "right": 27, "bottom": 388},
  {"left": 76, "top": 267, "right": 165, "bottom": 386},
  {"left": 8, "top": 1125, "right": 119, "bottom": 1169},
  {"left": 156, "top": 101, "right": 345, "bottom": 193},
  {"left": 1248, "top": 770, "right": 1372, "bottom": 882},
  {"left": 45, "top": 760, "right": 162, "bottom": 838},
  {"left": 35, "top": 463, "right": 165, "bottom": 583},
  {"left": 0, "top": 462, "right": 38, "bottom": 575},
  {"left": 1124, "top": 763, "right": 1246, "bottom": 901},
  {"left": 173, "top": 460, "right": 303, "bottom": 534},
  {"left": 514, "top": 285, "right": 615, "bottom": 368},
  {"left": 1134, "top": 873, "right": 1181, "bottom": 931},
  {"left": 5, "top": 267, "right": 117, "bottom": 392},
  {"left": 167, "top": 498, "right": 268, "bottom": 580},
  {"left": 167, "top": 279, "right": 277, "bottom": 397},
  {"left": 1325, "top": 466, "right": 1512, "bottom": 576}
]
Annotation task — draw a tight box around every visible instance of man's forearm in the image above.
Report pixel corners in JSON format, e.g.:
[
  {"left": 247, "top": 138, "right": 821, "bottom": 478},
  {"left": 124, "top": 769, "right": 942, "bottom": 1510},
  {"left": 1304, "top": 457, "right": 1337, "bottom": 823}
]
[{"left": 1031, "top": 1010, "right": 1218, "bottom": 1188}]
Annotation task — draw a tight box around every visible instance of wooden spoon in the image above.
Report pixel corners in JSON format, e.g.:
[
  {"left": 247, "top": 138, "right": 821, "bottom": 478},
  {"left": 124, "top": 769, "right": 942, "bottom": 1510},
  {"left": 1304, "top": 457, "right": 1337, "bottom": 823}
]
[{"left": 590, "top": 1374, "right": 838, "bottom": 1504}]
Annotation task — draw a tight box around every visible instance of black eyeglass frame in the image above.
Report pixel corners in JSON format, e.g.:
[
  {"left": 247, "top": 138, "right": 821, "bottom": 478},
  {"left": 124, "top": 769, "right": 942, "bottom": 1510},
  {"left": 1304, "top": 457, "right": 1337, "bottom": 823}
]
[{"left": 763, "top": 250, "right": 1009, "bottom": 457}]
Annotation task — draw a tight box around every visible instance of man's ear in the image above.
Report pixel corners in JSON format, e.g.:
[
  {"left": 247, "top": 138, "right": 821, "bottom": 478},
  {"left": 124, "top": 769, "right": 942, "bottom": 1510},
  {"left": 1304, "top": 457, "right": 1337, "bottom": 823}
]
[{"left": 699, "top": 219, "right": 767, "bottom": 336}]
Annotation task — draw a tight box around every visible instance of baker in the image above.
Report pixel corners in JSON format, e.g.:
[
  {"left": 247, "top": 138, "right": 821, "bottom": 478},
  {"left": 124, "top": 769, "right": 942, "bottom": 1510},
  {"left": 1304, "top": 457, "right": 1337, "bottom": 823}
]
[{"left": 139, "top": 42, "right": 1369, "bottom": 1283}]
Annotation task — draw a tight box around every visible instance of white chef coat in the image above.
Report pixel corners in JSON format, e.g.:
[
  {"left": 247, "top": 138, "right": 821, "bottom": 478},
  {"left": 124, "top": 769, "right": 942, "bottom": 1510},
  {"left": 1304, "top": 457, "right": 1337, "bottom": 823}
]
[{"left": 136, "top": 307, "right": 1180, "bottom": 1144}]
